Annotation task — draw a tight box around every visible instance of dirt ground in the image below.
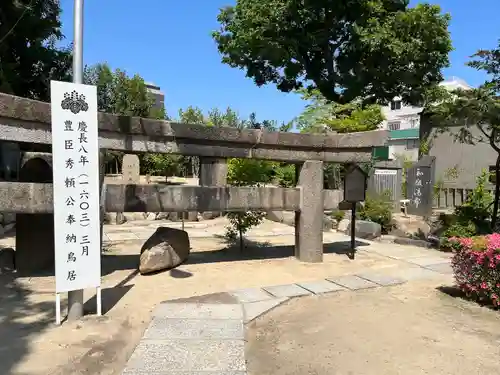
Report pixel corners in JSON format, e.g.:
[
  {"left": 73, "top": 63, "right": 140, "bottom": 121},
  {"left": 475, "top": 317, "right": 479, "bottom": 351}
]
[
  {"left": 246, "top": 281, "right": 500, "bottom": 375},
  {"left": 0, "top": 222, "right": 416, "bottom": 375}
]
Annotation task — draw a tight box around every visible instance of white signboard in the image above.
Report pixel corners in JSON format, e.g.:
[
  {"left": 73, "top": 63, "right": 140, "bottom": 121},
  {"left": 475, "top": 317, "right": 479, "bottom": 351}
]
[
  {"left": 374, "top": 169, "right": 397, "bottom": 175},
  {"left": 51, "top": 81, "right": 101, "bottom": 293}
]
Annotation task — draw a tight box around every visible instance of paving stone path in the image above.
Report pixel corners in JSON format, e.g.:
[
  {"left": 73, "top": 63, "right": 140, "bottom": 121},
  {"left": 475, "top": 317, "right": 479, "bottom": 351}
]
[{"left": 121, "top": 255, "right": 453, "bottom": 374}]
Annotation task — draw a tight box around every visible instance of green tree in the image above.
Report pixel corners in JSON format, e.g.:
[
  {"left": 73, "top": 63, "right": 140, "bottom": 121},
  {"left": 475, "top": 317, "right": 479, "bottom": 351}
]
[
  {"left": 178, "top": 106, "right": 206, "bottom": 177},
  {"left": 296, "top": 89, "right": 384, "bottom": 134},
  {"left": 84, "top": 63, "right": 171, "bottom": 175},
  {"left": 213, "top": 1, "right": 452, "bottom": 105},
  {"left": 0, "top": 0, "right": 72, "bottom": 101},
  {"left": 225, "top": 158, "right": 275, "bottom": 249},
  {"left": 431, "top": 40, "right": 500, "bottom": 229}
]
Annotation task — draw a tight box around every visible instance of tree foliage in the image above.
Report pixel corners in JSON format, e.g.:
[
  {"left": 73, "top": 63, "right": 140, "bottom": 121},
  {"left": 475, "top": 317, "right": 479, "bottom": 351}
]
[
  {"left": 431, "top": 40, "right": 500, "bottom": 229},
  {"left": 213, "top": 0, "right": 452, "bottom": 105},
  {"left": 84, "top": 63, "right": 168, "bottom": 174},
  {"left": 0, "top": 0, "right": 72, "bottom": 101},
  {"left": 296, "top": 89, "right": 384, "bottom": 134}
]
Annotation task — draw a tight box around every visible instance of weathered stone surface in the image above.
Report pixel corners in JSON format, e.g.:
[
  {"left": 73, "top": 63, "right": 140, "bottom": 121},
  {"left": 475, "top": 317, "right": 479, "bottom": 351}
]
[
  {"left": 337, "top": 218, "right": 350, "bottom": 233},
  {"left": 327, "top": 275, "right": 379, "bottom": 290},
  {"left": 139, "top": 227, "right": 190, "bottom": 275},
  {"left": 295, "top": 160, "right": 324, "bottom": 262},
  {"left": 355, "top": 272, "right": 406, "bottom": 287},
  {"left": 344, "top": 220, "right": 382, "bottom": 240},
  {"left": 143, "top": 317, "right": 244, "bottom": 340},
  {"left": 0, "top": 248, "right": 15, "bottom": 273},
  {"left": 153, "top": 303, "right": 243, "bottom": 320},
  {"left": 0, "top": 92, "right": 389, "bottom": 162},
  {"left": 297, "top": 280, "right": 347, "bottom": 294},
  {"left": 407, "top": 257, "right": 450, "bottom": 267},
  {"left": 263, "top": 284, "right": 311, "bottom": 298},
  {"left": 231, "top": 288, "right": 274, "bottom": 303},
  {"left": 242, "top": 298, "right": 289, "bottom": 323},
  {"left": 124, "top": 340, "right": 246, "bottom": 372},
  {"left": 122, "top": 154, "right": 140, "bottom": 184},
  {"left": 15, "top": 153, "right": 54, "bottom": 275}
]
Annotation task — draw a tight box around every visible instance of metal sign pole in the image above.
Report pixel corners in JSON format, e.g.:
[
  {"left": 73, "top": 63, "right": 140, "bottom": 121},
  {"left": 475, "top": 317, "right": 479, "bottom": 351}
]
[{"left": 67, "top": 0, "right": 85, "bottom": 321}]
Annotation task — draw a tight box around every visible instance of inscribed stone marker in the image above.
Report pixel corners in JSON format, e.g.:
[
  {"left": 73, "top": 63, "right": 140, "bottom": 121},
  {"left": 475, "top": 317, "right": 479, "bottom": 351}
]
[
  {"left": 122, "top": 154, "right": 140, "bottom": 183},
  {"left": 406, "top": 156, "right": 435, "bottom": 217}
]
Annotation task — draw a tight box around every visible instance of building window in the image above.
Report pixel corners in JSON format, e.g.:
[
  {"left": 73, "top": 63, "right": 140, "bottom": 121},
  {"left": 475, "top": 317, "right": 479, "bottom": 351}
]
[
  {"left": 406, "top": 139, "right": 418, "bottom": 149},
  {"left": 390, "top": 100, "right": 402, "bottom": 110},
  {"left": 409, "top": 118, "right": 419, "bottom": 128},
  {"left": 388, "top": 121, "right": 401, "bottom": 130}
]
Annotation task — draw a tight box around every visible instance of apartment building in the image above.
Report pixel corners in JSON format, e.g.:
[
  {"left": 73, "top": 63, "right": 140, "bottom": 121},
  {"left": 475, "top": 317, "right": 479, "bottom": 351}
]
[
  {"left": 145, "top": 81, "right": 165, "bottom": 112},
  {"left": 380, "top": 77, "right": 472, "bottom": 161}
]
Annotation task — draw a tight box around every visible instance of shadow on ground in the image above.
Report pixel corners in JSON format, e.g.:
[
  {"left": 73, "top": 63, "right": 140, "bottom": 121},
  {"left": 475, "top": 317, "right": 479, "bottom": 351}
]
[
  {"left": 99, "top": 239, "right": 370, "bottom": 274},
  {"left": 437, "top": 285, "right": 499, "bottom": 311},
  {"left": 0, "top": 274, "right": 54, "bottom": 375}
]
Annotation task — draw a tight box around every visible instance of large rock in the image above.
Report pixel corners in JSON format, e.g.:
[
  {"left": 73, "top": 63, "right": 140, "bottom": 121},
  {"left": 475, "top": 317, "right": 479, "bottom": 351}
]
[
  {"left": 343, "top": 220, "right": 382, "bottom": 240},
  {"left": 139, "top": 227, "right": 190, "bottom": 275}
]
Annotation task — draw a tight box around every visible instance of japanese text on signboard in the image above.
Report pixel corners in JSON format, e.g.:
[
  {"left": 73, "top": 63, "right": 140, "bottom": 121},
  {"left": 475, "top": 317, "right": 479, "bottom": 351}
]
[{"left": 51, "top": 82, "right": 101, "bottom": 293}]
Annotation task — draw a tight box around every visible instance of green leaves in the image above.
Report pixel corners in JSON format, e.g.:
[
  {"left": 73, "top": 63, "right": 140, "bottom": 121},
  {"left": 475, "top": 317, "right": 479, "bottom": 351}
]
[
  {"left": 296, "top": 89, "right": 384, "bottom": 134},
  {"left": 213, "top": 0, "right": 452, "bottom": 105},
  {"left": 0, "top": 0, "right": 72, "bottom": 101}
]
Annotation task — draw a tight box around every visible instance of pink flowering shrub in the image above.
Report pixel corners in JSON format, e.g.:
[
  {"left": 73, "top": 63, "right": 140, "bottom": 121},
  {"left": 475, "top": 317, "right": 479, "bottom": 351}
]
[{"left": 450, "top": 233, "right": 500, "bottom": 307}]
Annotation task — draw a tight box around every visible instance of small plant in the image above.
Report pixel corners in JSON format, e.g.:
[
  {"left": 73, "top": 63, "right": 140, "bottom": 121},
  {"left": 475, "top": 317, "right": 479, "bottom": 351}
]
[
  {"left": 358, "top": 190, "right": 393, "bottom": 234},
  {"left": 331, "top": 209, "right": 346, "bottom": 225},
  {"left": 225, "top": 158, "right": 273, "bottom": 250},
  {"left": 439, "top": 170, "right": 494, "bottom": 246}
]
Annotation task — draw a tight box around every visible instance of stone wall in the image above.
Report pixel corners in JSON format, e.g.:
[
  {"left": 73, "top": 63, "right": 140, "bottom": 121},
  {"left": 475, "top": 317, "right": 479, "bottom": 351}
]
[{"left": 0, "top": 212, "right": 15, "bottom": 236}]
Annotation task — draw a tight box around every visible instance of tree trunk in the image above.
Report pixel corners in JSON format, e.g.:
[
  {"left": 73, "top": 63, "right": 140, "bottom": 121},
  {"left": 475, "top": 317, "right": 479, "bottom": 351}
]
[
  {"left": 238, "top": 214, "right": 244, "bottom": 252},
  {"left": 492, "top": 152, "right": 500, "bottom": 231}
]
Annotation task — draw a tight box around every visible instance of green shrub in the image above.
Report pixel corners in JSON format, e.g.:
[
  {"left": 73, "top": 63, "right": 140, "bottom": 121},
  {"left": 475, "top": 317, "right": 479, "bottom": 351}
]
[
  {"left": 442, "top": 222, "right": 476, "bottom": 240},
  {"left": 359, "top": 190, "right": 393, "bottom": 234},
  {"left": 439, "top": 170, "right": 493, "bottom": 243},
  {"left": 453, "top": 170, "right": 492, "bottom": 234},
  {"left": 225, "top": 158, "right": 274, "bottom": 249},
  {"left": 450, "top": 234, "right": 500, "bottom": 307},
  {"left": 331, "top": 209, "right": 346, "bottom": 225}
]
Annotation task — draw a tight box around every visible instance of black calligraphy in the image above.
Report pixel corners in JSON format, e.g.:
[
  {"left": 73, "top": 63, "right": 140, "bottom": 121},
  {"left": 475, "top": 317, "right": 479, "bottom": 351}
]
[
  {"left": 67, "top": 270, "right": 77, "bottom": 281},
  {"left": 60, "top": 115, "right": 94, "bottom": 281},
  {"left": 64, "top": 120, "right": 73, "bottom": 131}
]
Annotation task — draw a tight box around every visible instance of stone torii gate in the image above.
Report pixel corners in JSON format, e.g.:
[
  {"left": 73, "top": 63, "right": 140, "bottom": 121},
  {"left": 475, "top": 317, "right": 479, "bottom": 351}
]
[{"left": 0, "top": 92, "right": 389, "bottom": 273}]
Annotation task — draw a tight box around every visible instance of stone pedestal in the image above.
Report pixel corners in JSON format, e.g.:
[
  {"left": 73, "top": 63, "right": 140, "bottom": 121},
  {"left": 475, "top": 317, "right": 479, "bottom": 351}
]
[
  {"left": 294, "top": 160, "right": 324, "bottom": 262},
  {"left": 16, "top": 153, "right": 55, "bottom": 275}
]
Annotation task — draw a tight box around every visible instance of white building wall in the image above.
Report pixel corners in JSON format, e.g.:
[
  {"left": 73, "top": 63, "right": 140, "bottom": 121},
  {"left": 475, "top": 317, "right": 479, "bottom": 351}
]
[
  {"left": 380, "top": 77, "right": 473, "bottom": 131},
  {"left": 388, "top": 139, "right": 419, "bottom": 161}
]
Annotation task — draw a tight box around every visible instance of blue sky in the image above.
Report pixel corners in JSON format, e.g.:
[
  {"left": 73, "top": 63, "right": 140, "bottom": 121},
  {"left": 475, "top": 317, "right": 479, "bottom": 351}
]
[{"left": 59, "top": 0, "right": 499, "bottom": 123}]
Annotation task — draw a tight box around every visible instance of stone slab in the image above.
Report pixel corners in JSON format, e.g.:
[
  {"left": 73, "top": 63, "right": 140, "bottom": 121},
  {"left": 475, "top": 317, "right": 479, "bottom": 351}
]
[
  {"left": 124, "top": 340, "right": 245, "bottom": 372},
  {"left": 296, "top": 280, "right": 347, "bottom": 294},
  {"left": 243, "top": 297, "right": 289, "bottom": 323},
  {"left": 166, "top": 292, "right": 239, "bottom": 305},
  {"left": 391, "top": 267, "right": 445, "bottom": 281},
  {"left": 230, "top": 288, "right": 274, "bottom": 303},
  {"left": 424, "top": 262, "right": 454, "bottom": 274},
  {"left": 263, "top": 284, "right": 312, "bottom": 298},
  {"left": 406, "top": 256, "right": 450, "bottom": 267},
  {"left": 356, "top": 272, "right": 406, "bottom": 287},
  {"left": 327, "top": 275, "right": 378, "bottom": 290},
  {"left": 143, "top": 318, "right": 244, "bottom": 340},
  {"left": 153, "top": 303, "right": 243, "bottom": 320}
]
